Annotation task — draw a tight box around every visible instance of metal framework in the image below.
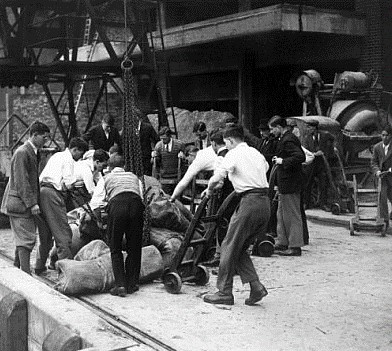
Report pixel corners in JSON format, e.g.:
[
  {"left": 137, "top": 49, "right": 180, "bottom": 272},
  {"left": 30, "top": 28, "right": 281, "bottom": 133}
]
[{"left": 0, "top": 0, "right": 171, "bottom": 144}]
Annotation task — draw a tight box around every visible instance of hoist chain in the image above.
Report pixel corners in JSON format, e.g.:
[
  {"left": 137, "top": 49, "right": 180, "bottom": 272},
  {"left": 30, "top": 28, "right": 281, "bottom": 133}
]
[{"left": 122, "top": 62, "right": 151, "bottom": 246}]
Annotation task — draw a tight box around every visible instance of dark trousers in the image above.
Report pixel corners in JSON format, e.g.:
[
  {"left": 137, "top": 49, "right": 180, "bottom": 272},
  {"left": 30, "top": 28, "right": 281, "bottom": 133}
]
[
  {"left": 107, "top": 192, "right": 145, "bottom": 288},
  {"left": 217, "top": 193, "right": 270, "bottom": 294}
]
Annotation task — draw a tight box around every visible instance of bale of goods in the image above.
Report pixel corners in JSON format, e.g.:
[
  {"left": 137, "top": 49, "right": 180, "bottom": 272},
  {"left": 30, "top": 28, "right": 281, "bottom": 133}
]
[
  {"left": 149, "top": 194, "right": 191, "bottom": 232},
  {"left": 54, "top": 240, "right": 164, "bottom": 295},
  {"left": 150, "top": 227, "right": 184, "bottom": 268}
]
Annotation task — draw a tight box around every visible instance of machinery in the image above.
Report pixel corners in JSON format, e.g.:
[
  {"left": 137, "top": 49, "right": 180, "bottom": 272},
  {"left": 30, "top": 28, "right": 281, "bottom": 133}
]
[
  {"left": 293, "top": 69, "right": 382, "bottom": 170},
  {"left": 291, "top": 69, "right": 384, "bottom": 213}
]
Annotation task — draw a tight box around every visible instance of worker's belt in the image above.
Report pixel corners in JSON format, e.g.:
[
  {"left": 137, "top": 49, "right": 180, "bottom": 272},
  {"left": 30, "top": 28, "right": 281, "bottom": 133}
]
[
  {"left": 40, "top": 182, "right": 66, "bottom": 195},
  {"left": 239, "top": 188, "right": 269, "bottom": 198}
]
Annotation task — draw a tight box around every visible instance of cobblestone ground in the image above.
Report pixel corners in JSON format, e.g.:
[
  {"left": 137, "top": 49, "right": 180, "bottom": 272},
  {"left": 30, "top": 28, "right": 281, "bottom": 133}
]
[{"left": 0, "top": 217, "right": 391, "bottom": 351}]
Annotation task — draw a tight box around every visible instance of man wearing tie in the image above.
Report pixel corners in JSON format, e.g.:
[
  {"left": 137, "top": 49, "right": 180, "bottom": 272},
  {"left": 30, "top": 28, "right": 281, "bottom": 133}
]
[
  {"left": 1, "top": 121, "right": 50, "bottom": 274},
  {"left": 371, "top": 125, "right": 392, "bottom": 229},
  {"left": 152, "top": 127, "right": 185, "bottom": 195}
]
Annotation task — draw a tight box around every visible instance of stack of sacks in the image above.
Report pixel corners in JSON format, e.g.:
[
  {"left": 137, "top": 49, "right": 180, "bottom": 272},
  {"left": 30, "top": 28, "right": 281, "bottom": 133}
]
[{"left": 54, "top": 240, "right": 163, "bottom": 295}]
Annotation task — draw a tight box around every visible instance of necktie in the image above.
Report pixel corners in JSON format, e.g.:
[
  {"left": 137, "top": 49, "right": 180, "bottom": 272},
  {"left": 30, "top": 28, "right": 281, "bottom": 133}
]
[{"left": 314, "top": 135, "right": 319, "bottom": 150}]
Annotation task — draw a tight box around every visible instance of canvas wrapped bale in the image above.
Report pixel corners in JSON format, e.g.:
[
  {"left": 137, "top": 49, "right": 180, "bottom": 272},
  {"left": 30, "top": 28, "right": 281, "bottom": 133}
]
[
  {"left": 149, "top": 194, "right": 192, "bottom": 232},
  {"left": 150, "top": 227, "right": 184, "bottom": 268},
  {"left": 144, "top": 175, "right": 163, "bottom": 201},
  {"left": 54, "top": 240, "right": 164, "bottom": 295}
]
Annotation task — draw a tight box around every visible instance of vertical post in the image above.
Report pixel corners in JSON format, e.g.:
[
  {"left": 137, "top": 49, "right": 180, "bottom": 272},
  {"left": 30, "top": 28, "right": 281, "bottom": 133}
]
[
  {"left": 238, "top": 51, "right": 255, "bottom": 130},
  {"left": 0, "top": 292, "right": 28, "bottom": 351},
  {"left": 42, "top": 326, "right": 82, "bottom": 351}
]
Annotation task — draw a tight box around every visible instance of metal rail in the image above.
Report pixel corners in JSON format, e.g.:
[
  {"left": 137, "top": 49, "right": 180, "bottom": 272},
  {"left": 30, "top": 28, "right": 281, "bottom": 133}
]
[{"left": 0, "top": 251, "right": 178, "bottom": 351}]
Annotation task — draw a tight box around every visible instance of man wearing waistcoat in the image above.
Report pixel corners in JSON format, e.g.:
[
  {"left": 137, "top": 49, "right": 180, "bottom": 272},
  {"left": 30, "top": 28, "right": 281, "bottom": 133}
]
[
  {"left": 152, "top": 126, "right": 185, "bottom": 195},
  {"left": 92, "top": 154, "right": 145, "bottom": 297}
]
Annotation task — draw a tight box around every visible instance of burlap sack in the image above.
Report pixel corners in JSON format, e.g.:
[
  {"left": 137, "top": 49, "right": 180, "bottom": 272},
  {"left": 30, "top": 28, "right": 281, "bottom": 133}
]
[
  {"left": 54, "top": 240, "right": 164, "bottom": 295},
  {"left": 149, "top": 194, "right": 191, "bottom": 232}
]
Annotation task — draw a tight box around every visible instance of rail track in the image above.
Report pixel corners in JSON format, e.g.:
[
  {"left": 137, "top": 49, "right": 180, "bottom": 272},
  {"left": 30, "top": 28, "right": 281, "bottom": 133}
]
[{"left": 0, "top": 250, "right": 178, "bottom": 351}]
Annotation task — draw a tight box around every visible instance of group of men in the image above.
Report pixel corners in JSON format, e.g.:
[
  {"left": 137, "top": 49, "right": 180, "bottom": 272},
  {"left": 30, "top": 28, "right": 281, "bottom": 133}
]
[
  {"left": 1, "top": 116, "right": 146, "bottom": 298},
  {"left": 0, "top": 110, "right": 352, "bottom": 307}
]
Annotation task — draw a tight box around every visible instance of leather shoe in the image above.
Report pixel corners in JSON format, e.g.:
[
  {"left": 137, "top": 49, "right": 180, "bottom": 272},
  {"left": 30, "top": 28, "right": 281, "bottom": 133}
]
[
  {"left": 204, "top": 291, "right": 234, "bottom": 305},
  {"left": 277, "top": 248, "right": 302, "bottom": 256},
  {"left": 110, "top": 286, "right": 127, "bottom": 297},
  {"left": 34, "top": 267, "right": 47, "bottom": 276},
  {"left": 274, "top": 244, "right": 288, "bottom": 251},
  {"left": 245, "top": 286, "right": 268, "bottom": 306},
  {"left": 127, "top": 285, "right": 139, "bottom": 294}
]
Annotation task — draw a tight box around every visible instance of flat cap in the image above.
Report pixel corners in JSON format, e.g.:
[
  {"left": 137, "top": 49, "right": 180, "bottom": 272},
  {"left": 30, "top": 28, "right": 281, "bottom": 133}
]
[
  {"left": 305, "top": 120, "right": 319, "bottom": 127},
  {"left": 159, "top": 126, "right": 173, "bottom": 136}
]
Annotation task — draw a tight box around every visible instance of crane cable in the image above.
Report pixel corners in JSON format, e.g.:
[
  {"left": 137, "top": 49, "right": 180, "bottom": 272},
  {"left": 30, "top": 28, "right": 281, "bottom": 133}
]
[{"left": 122, "top": 0, "right": 151, "bottom": 245}]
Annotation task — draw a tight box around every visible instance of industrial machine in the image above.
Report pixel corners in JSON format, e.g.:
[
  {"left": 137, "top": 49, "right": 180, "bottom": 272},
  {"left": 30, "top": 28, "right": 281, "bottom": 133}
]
[{"left": 292, "top": 69, "right": 384, "bottom": 213}]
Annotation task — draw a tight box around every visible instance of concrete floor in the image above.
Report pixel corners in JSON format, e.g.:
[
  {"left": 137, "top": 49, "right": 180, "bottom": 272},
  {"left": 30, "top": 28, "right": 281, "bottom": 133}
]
[{"left": 0, "top": 213, "right": 391, "bottom": 351}]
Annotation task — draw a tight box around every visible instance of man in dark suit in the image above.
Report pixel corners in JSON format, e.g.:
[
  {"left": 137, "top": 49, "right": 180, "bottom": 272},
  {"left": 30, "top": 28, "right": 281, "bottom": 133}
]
[
  {"left": 82, "top": 114, "right": 121, "bottom": 152},
  {"left": 192, "top": 121, "right": 211, "bottom": 150},
  {"left": 138, "top": 120, "right": 159, "bottom": 176},
  {"left": 1, "top": 121, "right": 50, "bottom": 274},
  {"left": 302, "top": 119, "right": 336, "bottom": 211},
  {"left": 371, "top": 125, "right": 392, "bottom": 228},
  {"left": 269, "top": 116, "right": 306, "bottom": 256},
  {"left": 256, "top": 122, "right": 278, "bottom": 178}
]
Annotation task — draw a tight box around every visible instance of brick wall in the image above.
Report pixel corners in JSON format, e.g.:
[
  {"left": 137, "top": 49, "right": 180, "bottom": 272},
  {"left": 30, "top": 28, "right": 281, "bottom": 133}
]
[
  {"left": 355, "top": 0, "right": 383, "bottom": 105},
  {"left": 8, "top": 83, "right": 123, "bottom": 148}
]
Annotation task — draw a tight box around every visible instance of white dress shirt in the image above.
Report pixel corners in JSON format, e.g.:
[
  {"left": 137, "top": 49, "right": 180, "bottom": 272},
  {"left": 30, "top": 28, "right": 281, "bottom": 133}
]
[
  {"left": 175, "top": 146, "right": 217, "bottom": 190},
  {"left": 39, "top": 148, "right": 76, "bottom": 191},
  {"left": 73, "top": 159, "right": 95, "bottom": 194},
  {"left": 210, "top": 142, "right": 269, "bottom": 193},
  {"left": 170, "top": 146, "right": 217, "bottom": 199},
  {"left": 302, "top": 146, "right": 315, "bottom": 166}
]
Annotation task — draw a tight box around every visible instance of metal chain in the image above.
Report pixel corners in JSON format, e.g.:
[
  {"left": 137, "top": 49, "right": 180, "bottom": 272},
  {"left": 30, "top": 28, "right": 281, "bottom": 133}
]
[{"left": 122, "top": 62, "right": 151, "bottom": 246}]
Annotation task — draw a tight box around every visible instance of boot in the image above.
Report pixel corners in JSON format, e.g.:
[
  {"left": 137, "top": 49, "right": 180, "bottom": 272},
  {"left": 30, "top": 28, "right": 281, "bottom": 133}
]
[
  {"left": 17, "top": 246, "right": 32, "bottom": 275},
  {"left": 13, "top": 247, "right": 20, "bottom": 268}
]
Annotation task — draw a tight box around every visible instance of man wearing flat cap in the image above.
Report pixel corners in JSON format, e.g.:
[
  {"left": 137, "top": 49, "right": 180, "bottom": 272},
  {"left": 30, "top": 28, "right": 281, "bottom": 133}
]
[
  {"left": 302, "top": 119, "right": 336, "bottom": 211},
  {"left": 152, "top": 126, "right": 185, "bottom": 194},
  {"left": 255, "top": 122, "right": 278, "bottom": 177}
]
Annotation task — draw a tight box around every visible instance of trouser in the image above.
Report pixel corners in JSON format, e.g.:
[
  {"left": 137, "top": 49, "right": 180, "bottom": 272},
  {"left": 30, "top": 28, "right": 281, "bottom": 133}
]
[
  {"left": 36, "top": 186, "right": 73, "bottom": 270},
  {"left": 10, "top": 215, "right": 38, "bottom": 274},
  {"left": 107, "top": 192, "right": 145, "bottom": 288},
  {"left": 276, "top": 192, "right": 305, "bottom": 248},
  {"left": 379, "top": 175, "right": 392, "bottom": 222},
  {"left": 217, "top": 192, "right": 270, "bottom": 295},
  {"left": 143, "top": 157, "right": 153, "bottom": 176}
]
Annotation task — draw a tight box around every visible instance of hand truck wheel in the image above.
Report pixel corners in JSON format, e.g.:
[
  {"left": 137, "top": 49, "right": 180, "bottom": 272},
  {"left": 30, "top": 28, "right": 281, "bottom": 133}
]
[
  {"left": 331, "top": 203, "right": 340, "bottom": 215},
  {"left": 257, "top": 240, "right": 274, "bottom": 257},
  {"left": 194, "top": 265, "right": 210, "bottom": 286},
  {"left": 265, "top": 234, "right": 276, "bottom": 245},
  {"left": 163, "top": 272, "right": 182, "bottom": 294}
]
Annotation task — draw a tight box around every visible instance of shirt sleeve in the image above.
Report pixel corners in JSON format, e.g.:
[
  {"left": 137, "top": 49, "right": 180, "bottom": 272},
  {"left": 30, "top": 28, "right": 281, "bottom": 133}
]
[
  {"left": 62, "top": 153, "right": 76, "bottom": 189},
  {"left": 90, "top": 177, "right": 107, "bottom": 210},
  {"left": 208, "top": 155, "right": 231, "bottom": 186},
  {"left": 81, "top": 164, "right": 95, "bottom": 194}
]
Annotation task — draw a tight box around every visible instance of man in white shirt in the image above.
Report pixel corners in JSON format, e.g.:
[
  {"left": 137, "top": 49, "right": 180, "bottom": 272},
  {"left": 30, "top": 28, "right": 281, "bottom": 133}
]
[
  {"left": 170, "top": 144, "right": 217, "bottom": 202},
  {"left": 72, "top": 149, "right": 109, "bottom": 205},
  {"left": 35, "top": 137, "right": 89, "bottom": 274},
  {"left": 202, "top": 125, "right": 270, "bottom": 306}
]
